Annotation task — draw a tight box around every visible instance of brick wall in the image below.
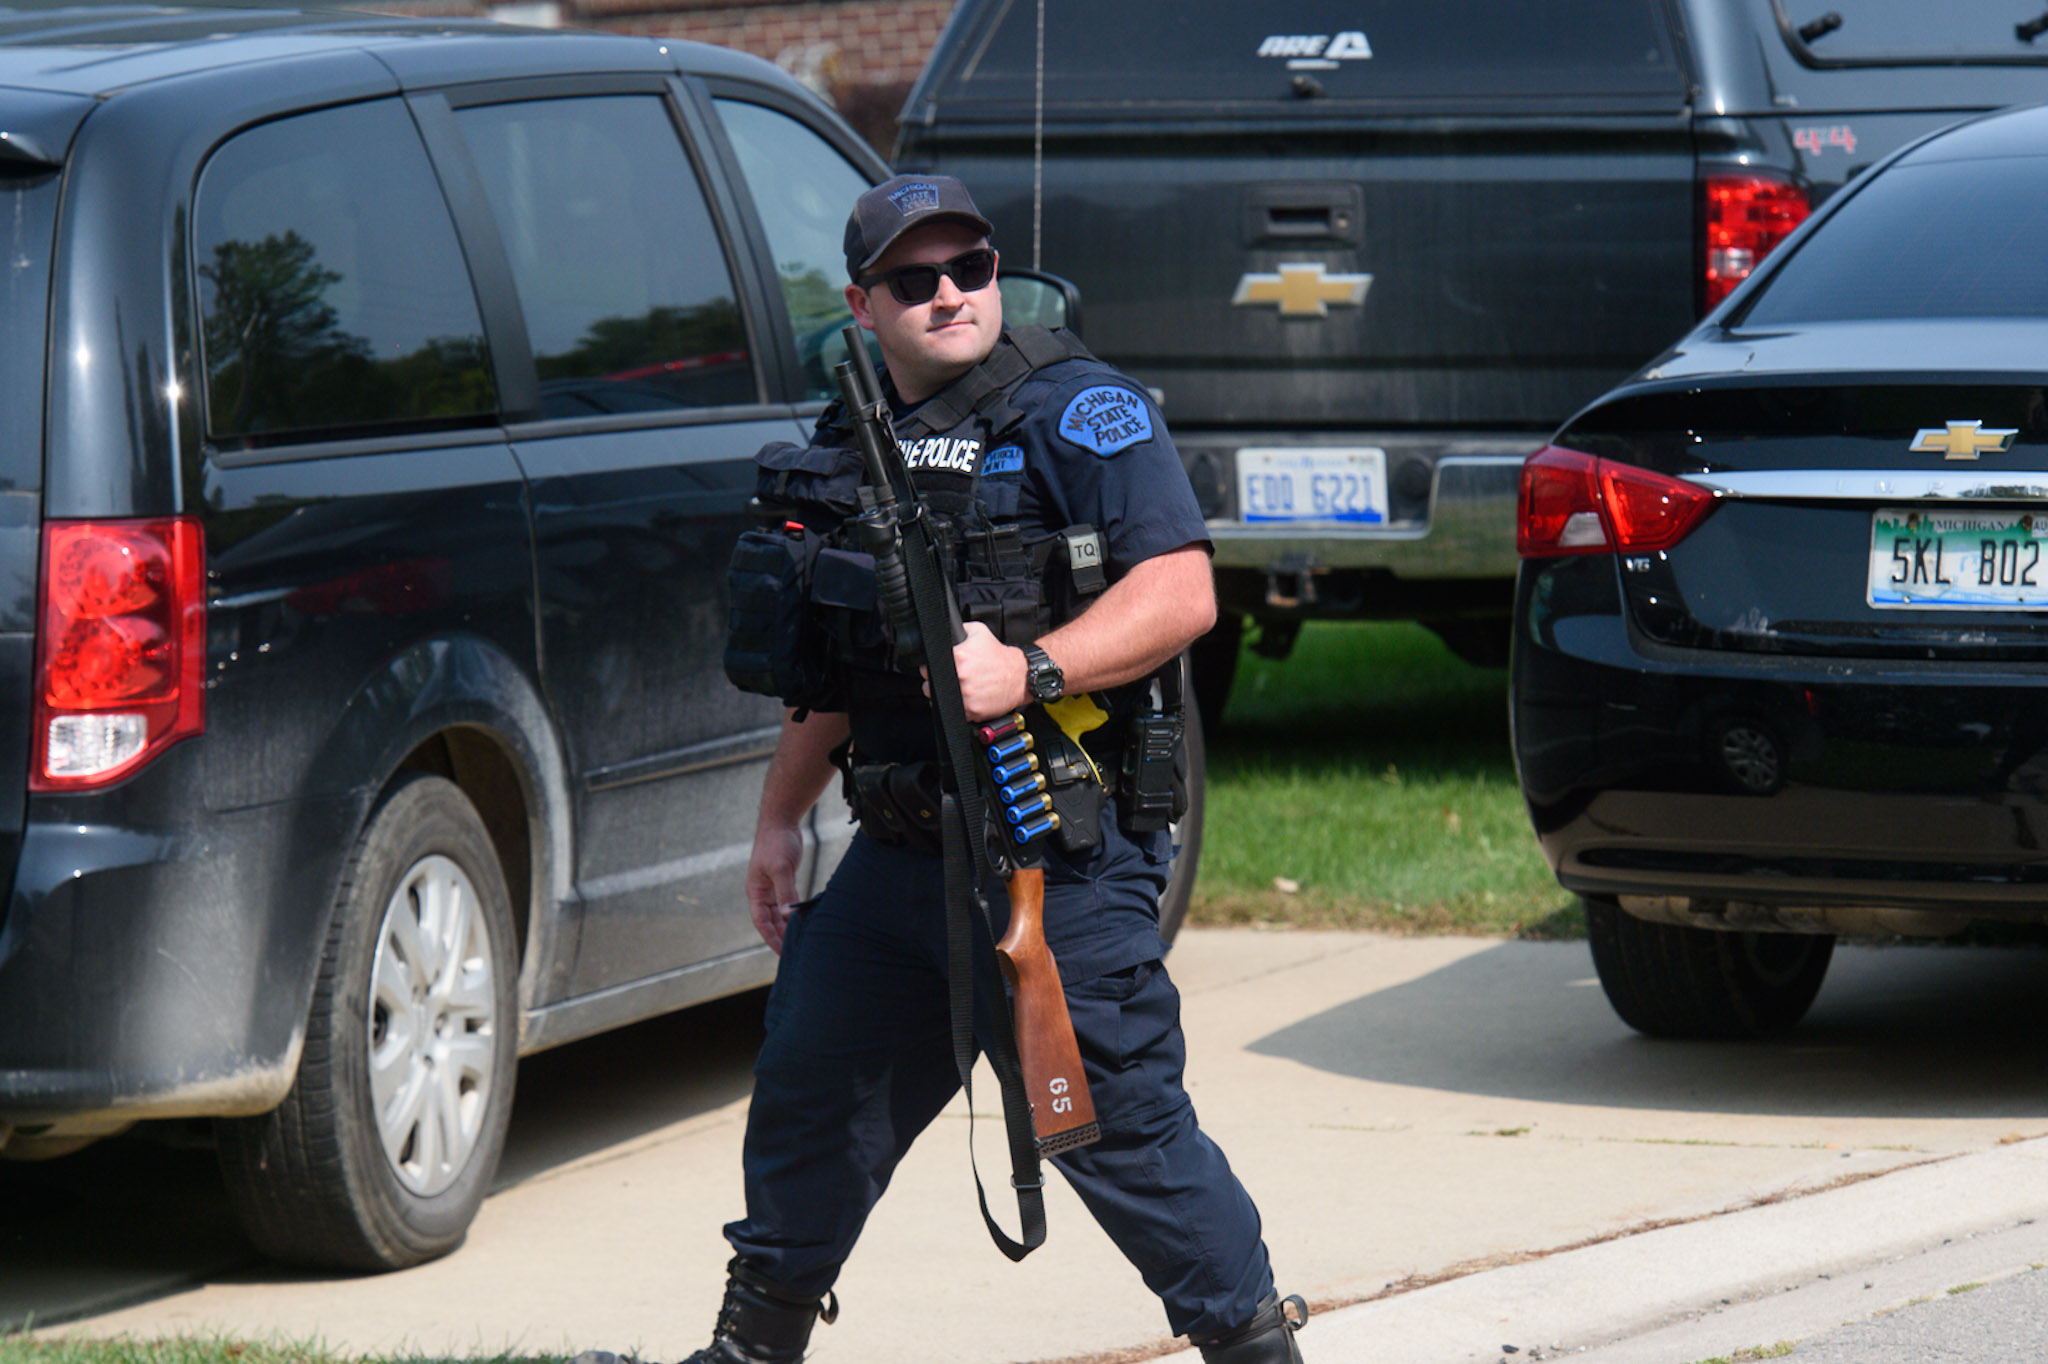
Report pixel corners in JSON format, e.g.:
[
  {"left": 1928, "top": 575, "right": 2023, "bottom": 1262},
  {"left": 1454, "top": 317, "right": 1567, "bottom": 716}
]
[
  {"left": 609, "top": 0, "right": 953, "bottom": 150},
  {"left": 596, "top": 0, "right": 952, "bottom": 88},
  {"left": 377, "top": 0, "right": 957, "bottom": 155}
]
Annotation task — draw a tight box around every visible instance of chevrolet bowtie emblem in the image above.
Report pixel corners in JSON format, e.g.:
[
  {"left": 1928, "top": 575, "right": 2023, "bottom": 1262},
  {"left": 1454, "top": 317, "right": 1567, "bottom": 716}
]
[
  {"left": 1910, "top": 420, "right": 2018, "bottom": 461},
  {"left": 1231, "top": 262, "right": 1372, "bottom": 318}
]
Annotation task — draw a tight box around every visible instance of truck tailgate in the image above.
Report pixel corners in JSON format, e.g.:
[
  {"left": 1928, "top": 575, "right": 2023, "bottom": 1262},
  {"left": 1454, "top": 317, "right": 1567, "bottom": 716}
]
[{"left": 932, "top": 120, "right": 1695, "bottom": 430}]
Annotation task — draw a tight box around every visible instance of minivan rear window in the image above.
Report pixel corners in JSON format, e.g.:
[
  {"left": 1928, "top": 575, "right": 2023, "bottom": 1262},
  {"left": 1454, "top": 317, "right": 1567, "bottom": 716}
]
[
  {"left": 941, "top": 0, "right": 1683, "bottom": 106},
  {"left": 195, "top": 99, "right": 497, "bottom": 447},
  {"left": 1737, "top": 156, "right": 2048, "bottom": 325},
  {"left": 1774, "top": 1, "right": 2048, "bottom": 64}
]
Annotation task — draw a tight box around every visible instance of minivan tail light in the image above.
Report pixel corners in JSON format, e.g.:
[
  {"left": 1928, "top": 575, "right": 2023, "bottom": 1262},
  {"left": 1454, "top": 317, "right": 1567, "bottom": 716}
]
[
  {"left": 1701, "top": 171, "right": 1810, "bottom": 310},
  {"left": 1518, "top": 445, "right": 1718, "bottom": 557},
  {"left": 33, "top": 518, "right": 206, "bottom": 790}
]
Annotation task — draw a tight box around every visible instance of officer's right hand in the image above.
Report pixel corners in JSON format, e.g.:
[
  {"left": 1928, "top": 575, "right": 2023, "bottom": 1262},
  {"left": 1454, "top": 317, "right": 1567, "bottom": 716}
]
[
  {"left": 948, "top": 619, "right": 1030, "bottom": 722},
  {"left": 746, "top": 823, "right": 805, "bottom": 954}
]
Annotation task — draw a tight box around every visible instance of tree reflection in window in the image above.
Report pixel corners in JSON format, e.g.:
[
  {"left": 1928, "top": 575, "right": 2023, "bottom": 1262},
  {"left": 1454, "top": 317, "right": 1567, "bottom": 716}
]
[
  {"left": 195, "top": 100, "right": 496, "bottom": 446},
  {"left": 533, "top": 298, "right": 751, "bottom": 416},
  {"left": 711, "top": 100, "right": 872, "bottom": 401},
  {"left": 453, "top": 95, "right": 754, "bottom": 419}
]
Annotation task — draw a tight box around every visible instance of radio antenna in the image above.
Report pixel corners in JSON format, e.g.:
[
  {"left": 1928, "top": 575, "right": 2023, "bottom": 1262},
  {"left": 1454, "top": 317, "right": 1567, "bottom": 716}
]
[{"left": 1032, "top": 0, "right": 1044, "bottom": 270}]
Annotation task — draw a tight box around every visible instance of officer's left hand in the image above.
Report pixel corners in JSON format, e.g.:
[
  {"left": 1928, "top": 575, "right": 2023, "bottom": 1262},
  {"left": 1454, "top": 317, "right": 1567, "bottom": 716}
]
[{"left": 932, "top": 620, "right": 1027, "bottom": 722}]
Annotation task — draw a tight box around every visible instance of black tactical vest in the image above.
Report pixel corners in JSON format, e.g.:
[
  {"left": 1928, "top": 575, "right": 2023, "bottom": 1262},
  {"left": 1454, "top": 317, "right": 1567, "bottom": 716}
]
[{"left": 726, "top": 326, "right": 1111, "bottom": 763}]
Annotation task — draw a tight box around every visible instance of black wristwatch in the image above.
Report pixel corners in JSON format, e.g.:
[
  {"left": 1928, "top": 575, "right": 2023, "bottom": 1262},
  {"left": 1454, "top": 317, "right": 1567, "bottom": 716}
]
[{"left": 1022, "top": 643, "right": 1065, "bottom": 703}]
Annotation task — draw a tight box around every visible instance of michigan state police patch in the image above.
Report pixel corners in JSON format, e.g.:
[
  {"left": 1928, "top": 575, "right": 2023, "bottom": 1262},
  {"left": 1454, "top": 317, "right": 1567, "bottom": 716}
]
[
  {"left": 887, "top": 181, "right": 940, "bottom": 214},
  {"left": 1058, "top": 386, "right": 1153, "bottom": 457}
]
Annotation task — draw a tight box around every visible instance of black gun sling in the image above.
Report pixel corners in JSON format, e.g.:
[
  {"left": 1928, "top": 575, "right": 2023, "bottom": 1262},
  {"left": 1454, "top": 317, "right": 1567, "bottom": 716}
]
[{"left": 895, "top": 499, "right": 1049, "bottom": 1261}]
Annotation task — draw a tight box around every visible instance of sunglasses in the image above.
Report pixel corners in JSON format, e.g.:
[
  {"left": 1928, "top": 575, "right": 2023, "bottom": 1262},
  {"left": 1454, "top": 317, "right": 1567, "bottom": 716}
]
[{"left": 860, "top": 248, "right": 997, "bottom": 305}]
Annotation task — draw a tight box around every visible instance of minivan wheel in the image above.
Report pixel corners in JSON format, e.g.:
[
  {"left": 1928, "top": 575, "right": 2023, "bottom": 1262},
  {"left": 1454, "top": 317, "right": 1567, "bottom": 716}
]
[
  {"left": 1583, "top": 896, "right": 1832, "bottom": 1040},
  {"left": 218, "top": 773, "right": 518, "bottom": 1270}
]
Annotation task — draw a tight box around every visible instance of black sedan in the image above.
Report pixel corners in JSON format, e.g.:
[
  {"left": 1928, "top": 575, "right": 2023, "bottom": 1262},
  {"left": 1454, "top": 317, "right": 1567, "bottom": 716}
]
[{"left": 1511, "top": 100, "right": 2048, "bottom": 1039}]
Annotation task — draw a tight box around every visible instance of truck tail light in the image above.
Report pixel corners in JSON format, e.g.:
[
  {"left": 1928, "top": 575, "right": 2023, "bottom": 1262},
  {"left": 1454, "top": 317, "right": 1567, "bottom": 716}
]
[
  {"left": 1518, "top": 445, "right": 1718, "bottom": 558},
  {"left": 1701, "top": 171, "right": 1810, "bottom": 311},
  {"left": 33, "top": 518, "right": 206, "bottom": 790}
]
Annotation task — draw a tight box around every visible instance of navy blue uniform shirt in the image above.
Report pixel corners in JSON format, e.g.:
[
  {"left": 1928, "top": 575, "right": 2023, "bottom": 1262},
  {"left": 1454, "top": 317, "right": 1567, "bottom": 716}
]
[{"left": 880, "top": 338, "right": 1210, "bottom": 979}]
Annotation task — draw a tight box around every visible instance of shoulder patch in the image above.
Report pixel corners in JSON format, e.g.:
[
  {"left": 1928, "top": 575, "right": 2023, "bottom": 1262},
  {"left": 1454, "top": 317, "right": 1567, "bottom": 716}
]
[
  {"left": 1057, "top": 385, "right": 1154, "bottom": 457},
  {"left": 981, "top": 444, "right": 1024, "bottom": 476}
]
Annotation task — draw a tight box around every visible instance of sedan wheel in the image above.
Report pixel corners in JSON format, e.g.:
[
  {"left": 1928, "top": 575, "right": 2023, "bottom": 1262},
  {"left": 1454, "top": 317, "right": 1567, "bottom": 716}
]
[
  {"left": 219, "top": 773, "right": 518, "bottom": 1270},
  {"left": 1584, "top": 895, "right": 1833, "bottom": 1039}
]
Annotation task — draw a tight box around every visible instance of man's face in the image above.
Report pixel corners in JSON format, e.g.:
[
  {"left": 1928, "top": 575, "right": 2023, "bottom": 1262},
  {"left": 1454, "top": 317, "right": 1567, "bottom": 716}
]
[{"left": 846, "top": 222, "right": 1002, "bottom": 404}]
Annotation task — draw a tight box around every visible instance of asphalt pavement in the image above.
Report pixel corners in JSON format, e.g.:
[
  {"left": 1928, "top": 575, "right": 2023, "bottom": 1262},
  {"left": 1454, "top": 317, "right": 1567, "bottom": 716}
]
[
  {"left": 1785, "top": 1259, "right": 2048, "bottom": 1362},
  {"left": 12, "top": 928, "right": 2048, "bottom": 1363}
]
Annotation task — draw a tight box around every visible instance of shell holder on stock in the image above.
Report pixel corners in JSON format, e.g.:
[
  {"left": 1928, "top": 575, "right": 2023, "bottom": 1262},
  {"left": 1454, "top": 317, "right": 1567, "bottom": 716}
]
[
  {"left": 840, "top": 695, "right": 1107, "bottom": 860},
  {"left": 973, "top": 694, "right": 1109, "bottom": 859}
]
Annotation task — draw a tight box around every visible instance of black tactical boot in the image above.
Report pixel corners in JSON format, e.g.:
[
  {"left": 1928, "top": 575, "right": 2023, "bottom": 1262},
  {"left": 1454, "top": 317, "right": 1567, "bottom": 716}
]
[
  {"left": 572, "top": 1259, "right": 837, "bottom": 1364},
  {"left": 674, "top": 1258, "right": 837, "bottom": 1364},
  {"left": 1194, "top": 1292, "right": 1309, "bottom": 1363}
]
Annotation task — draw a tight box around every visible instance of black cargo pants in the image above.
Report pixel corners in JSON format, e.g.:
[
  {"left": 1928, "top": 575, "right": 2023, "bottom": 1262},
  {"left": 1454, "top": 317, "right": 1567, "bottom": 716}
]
[{"left": 723, "top": 830, "right": 1275, "bottom": 1341}]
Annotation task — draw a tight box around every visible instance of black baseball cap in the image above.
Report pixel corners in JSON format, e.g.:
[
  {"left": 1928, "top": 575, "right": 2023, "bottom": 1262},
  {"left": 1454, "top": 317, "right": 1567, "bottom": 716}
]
[{"left": 844, "top": 174, "right": 993, "bottom": 281}]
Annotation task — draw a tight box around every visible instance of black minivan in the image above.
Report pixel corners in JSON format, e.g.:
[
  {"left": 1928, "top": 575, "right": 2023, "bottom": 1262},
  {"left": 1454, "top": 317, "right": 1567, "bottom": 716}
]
[{"left": 0, "top": 2, "right": 899, "bottom": 1271}]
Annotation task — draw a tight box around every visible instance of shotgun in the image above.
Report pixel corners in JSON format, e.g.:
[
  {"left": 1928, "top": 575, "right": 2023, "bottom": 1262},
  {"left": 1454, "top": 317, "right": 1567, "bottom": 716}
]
[{"left": 833, "top": 329, "right": 1100, "bottom": 1165}]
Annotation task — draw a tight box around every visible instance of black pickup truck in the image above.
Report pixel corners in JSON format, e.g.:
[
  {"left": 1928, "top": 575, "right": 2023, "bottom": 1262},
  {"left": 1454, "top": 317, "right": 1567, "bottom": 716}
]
[{"left": 897, "top": 0, "right": 2048, "bottom": 721}]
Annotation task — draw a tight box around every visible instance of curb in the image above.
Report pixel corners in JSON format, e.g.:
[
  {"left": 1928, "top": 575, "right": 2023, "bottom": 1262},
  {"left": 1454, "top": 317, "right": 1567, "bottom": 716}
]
[{"left": 1153, "top": 1136, "right": 2048, "bottom": 1363}]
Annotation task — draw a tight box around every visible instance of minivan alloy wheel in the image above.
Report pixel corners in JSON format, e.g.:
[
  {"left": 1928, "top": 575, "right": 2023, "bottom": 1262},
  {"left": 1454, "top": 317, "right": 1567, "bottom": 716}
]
[
  {"left": 369, "top": 853, "right": 499, "bottom": 1198},
  {"left": 217, "top": 773, "right": 518, "bottom": 1270}
]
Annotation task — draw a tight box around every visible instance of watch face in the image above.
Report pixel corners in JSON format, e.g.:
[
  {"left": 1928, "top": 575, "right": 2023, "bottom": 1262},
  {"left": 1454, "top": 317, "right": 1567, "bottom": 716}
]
[{"left": 1027, "top": 648, "right": 1062, "bottom": 700}]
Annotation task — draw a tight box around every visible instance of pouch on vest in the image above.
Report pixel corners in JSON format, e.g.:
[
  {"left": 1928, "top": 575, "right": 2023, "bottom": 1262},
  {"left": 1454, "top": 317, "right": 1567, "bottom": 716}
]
[
  {"left": 842, "top": 755, "right": 944, "bottom": 856},
  {"left": 815, "top": 543, "right": 917, "bottom": 671},
  {"left": 954, "top": 521, "right": 1048, "bottom": 646},
  {"left": 752, "top": 436, "right": 865, "bottom": 527},
  {"left": 723, "top": 521, "right": 842, "bottom": 711},
  {"left": 723, "top": 436, "right": 871, "bottom": 709}
]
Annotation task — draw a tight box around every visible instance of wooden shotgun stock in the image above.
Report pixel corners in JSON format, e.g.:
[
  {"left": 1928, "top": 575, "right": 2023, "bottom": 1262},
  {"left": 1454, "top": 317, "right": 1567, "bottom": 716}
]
[{"left": 994, "top": 866, "right": 1100, "bottom": 1156}]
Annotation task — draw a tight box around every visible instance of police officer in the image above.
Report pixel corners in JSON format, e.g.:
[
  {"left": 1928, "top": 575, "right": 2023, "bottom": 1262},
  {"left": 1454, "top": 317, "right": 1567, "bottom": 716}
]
[{"left": 682, "top": 176, "right": 1308, "bottom": 1364}]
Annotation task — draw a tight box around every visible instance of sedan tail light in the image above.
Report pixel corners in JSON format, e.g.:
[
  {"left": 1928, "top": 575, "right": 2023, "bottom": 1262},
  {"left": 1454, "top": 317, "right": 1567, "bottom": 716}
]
[
  {"left": 1701, "top": 171, "right": 1811, "bottom": 311},
  {"left": 33, "top": 518, "right": 206, "bottom": 790},
  {"left": 1517, "top": 445, "right": 1719, "bottom": 557}
]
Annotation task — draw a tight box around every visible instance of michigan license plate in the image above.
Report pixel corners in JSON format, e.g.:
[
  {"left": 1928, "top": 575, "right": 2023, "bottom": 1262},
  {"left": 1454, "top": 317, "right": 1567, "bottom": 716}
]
[
  {"left": 1236, "top": 447, "right": 1387, "bottom": 524},
  {"left": 1868, "top": 508, "right": 2048, "bottom": 608}
]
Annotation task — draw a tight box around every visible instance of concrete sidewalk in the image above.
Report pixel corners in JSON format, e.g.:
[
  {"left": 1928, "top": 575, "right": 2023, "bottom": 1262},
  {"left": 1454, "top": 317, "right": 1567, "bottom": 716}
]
[
  {"left": 24, "top": 928, "right": 2048, "bottom": 1363},
  {"left": 1160, "top": 1135, "right": 2048, "bottom": 1363}
]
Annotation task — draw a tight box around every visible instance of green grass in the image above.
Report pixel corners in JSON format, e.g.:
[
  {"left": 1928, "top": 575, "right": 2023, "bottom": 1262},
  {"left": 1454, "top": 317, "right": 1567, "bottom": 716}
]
[
  {"left": 1190, "top": 620, "right": 1580, "bottom": 938},
  {"left": 1687, "top": 1345, "right": 1795, "bottom": 1364}
]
